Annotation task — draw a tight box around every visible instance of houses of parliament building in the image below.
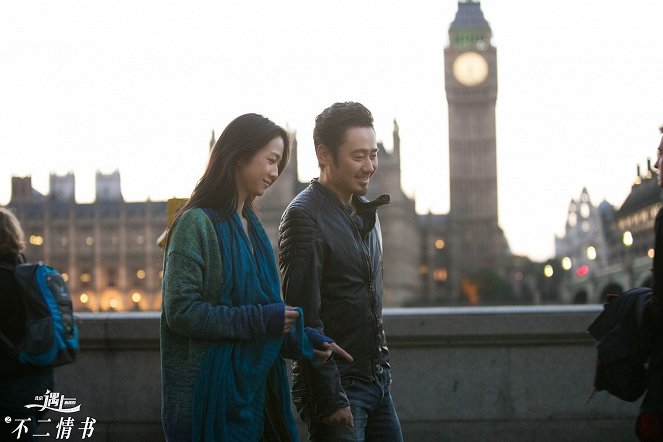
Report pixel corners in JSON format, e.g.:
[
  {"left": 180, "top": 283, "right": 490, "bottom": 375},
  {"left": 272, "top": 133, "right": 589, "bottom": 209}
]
[{"left": 4, "top": 1, "right": 512, "bottom": 312}]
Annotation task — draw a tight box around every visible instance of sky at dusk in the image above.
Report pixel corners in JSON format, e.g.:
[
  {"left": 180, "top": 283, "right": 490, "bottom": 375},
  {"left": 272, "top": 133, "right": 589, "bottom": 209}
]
[{"left": 1, "top": 0, "right": 662, "bottom": 261}]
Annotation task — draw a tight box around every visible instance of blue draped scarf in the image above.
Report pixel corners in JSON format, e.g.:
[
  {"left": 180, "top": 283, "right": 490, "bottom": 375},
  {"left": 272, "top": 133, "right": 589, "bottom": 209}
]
[{"left": 192, "top": 207, "right": 304, "bottom": 441}]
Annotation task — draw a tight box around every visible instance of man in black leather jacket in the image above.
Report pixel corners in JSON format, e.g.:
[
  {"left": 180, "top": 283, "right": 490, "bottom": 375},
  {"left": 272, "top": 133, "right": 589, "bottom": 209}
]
[{"left": 279, "top": 102, "right": 403, "bottom": 441}]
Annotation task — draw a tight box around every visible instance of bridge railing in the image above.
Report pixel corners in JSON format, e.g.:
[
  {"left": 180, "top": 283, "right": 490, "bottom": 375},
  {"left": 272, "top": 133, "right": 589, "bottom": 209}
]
[{"left": 52, "top": 306, "right": 640, "bottom": 441}]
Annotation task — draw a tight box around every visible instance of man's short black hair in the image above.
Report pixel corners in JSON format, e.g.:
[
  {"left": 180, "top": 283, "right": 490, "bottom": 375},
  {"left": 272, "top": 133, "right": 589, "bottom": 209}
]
[{"left": 313, "top": 102, "right": 374, "bottom": 161}]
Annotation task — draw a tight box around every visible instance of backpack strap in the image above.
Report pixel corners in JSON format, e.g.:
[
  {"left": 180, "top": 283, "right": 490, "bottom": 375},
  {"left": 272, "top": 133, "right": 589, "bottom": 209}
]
[
  {"left": 0, "top": 331, "right": 17, "bottom": 358},
  {"left": 0, "top": 261, "right": 19, "bottom": 357}
]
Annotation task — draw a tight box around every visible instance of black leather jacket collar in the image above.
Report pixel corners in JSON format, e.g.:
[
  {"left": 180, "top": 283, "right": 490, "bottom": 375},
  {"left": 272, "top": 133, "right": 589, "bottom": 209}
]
[{"left": 309, "top": 178, "right": 390, "bottom": 212}]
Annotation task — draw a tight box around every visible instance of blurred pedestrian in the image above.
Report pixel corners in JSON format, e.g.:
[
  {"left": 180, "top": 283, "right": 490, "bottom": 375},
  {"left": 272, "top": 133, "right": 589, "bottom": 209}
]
[
  {"left": 0, "top": 207, "right": 54, "bottom": 442},
  {"left": 637, "top": 124, "right": 663, "bottom": 442}
]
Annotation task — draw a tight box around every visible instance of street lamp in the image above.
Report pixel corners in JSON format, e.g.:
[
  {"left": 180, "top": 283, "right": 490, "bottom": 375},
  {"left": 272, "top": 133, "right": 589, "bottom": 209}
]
[
  {"left": 543, "top": 265, "right": 554, "bottom": 278},
  {"left": 623, "top": 231, "right": 633, "bottom": 247},
  {"left": 132, "top": 292, "right": 142, "bottom": 311},
  {"left": 586, "top": 246, "right": 597, "bottom": 261}
]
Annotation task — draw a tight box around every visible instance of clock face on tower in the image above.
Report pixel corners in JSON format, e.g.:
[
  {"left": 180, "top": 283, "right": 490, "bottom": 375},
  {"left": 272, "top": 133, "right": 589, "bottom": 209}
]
[{"left": 452, "top": 52, "right": 489, "bottom": 87}]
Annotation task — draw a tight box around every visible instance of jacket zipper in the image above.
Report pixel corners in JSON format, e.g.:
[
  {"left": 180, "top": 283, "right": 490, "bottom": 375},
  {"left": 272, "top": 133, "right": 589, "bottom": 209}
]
[{"left": 347, "top": 213, "right": 380, "bottom": 380}]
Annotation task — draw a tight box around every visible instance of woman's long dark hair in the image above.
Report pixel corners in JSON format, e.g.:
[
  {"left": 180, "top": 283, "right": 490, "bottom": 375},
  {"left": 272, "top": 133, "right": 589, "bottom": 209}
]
[{"left": 165, "top": 113, "right": 290, "bottom": 245}]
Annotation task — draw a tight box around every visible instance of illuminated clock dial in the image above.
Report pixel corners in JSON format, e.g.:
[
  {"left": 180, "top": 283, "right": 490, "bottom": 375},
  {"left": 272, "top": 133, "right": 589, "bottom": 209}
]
[{"left": 452, "top": 52, "right": 489, "bottom": 87}]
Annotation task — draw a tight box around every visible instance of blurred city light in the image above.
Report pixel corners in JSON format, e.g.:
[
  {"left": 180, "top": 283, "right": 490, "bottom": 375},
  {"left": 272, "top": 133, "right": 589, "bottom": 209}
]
[
  {"left": 622, "top": 231, "right": 633, "bottom": 247},
  {"left": 543, "top": 265, "right": 554, "bottom": 278},
  {"left": 29, "top": 235, "right": 44, "bottom": 246},
  {"left": 576, "top": 265, "right": 589, "bottom": 277}
]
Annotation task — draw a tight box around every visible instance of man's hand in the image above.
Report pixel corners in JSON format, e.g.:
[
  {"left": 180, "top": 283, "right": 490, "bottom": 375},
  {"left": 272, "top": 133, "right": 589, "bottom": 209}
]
[
  {"left": 321, "top": 406, "right": 353, "bottom": 428},
  {"left": 283, "top": 306, "right": 300, "bottom": 334},
  {"left": 313, "top": 341, "right": 353, "bottom": 365},
  {"left": 326, "top": 342, "right": 353, "bottom": 362}
]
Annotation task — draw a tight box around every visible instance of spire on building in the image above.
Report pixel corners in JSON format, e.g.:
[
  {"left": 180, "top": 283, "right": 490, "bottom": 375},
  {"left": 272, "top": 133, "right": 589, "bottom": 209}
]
[
  {"left": 209, "top": 130, "right": 216, "bottom": 152},
  {"left": 450, "top": 1, "right": 490, "bottom": 30},
  {"left": 289, "top": 132, "right": 298, "bottom": 178},
  {"left": 10, "top": 176, "right": 38, "bottom": 204},
  {"left": 392, "top": 119, "right": 401, "bottom": 159},
  {"left": 49, "top": 172, "right": 76, "bottom": 202},
  {"left": 449, "top": 0, "right": 492, "bottom": 50},
  {"left": 95, "top": 170, "right": 123, "bottom": 202}
]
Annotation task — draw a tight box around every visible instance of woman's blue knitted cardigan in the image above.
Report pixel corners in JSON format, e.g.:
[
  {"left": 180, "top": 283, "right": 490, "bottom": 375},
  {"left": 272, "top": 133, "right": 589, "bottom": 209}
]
[{"left": 160, "top": 208, "right": 301, "bottom": 441}]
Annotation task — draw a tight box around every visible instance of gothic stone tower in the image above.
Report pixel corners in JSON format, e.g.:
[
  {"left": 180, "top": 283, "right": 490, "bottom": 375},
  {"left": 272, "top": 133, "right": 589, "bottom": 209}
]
[
  {"left": 368, "top": 121, "right": 420, "bottom": 306},
  {"left": 444, "top": 1, "right": 508, "bottom": 301}
]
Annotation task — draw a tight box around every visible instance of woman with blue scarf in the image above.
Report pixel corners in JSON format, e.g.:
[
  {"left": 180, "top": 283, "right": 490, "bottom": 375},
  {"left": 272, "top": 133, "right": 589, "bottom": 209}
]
[{"left": 160, "top": 113, "right": 351, "bottom": 441}]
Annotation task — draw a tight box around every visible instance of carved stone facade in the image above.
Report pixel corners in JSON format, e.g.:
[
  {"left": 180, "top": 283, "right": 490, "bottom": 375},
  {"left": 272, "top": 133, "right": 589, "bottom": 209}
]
[
  {"left": 7, "top": 173, "right": 166, "bottom": 312},
  {"left": 554, "top": 188, "right": 614, "bottom": 287},
  {"left": 555, "top": 162, "right": 661, "bottom": 303}
]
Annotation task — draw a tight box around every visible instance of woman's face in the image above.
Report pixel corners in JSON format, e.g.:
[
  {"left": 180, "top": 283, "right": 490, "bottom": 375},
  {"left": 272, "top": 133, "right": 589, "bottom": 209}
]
[{"left": 236, "top": 136, "right": 285, "bottom": 200}]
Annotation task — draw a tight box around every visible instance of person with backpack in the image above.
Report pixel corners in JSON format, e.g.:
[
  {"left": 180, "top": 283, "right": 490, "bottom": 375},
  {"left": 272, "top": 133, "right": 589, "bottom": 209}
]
[
  {"left": 638, "top": 124, "right": 663, "bottom": 441},
  {"left": 0, "top": 207, "right": 54, "bottom": 441}
]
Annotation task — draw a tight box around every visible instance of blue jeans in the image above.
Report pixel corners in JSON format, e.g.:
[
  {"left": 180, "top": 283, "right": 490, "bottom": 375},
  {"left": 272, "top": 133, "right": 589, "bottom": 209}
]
[{"left": 302, "top": 369, "right": 403, "bottom": 442}]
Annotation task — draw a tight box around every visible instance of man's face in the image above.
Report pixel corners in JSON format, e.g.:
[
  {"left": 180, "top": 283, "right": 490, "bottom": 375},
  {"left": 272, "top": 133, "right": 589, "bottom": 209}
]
[
  {"left": 656, "top": 135, "right": 663, "bottom": 188},
  {"left": 323, "top": 127, "right": 378, "bottom": 200}
]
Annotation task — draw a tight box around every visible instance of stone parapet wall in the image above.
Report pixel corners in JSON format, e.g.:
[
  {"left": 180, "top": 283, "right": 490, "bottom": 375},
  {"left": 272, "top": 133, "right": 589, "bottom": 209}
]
[{"left": 53, "top": 307, "right": 639, "bottom": 441}]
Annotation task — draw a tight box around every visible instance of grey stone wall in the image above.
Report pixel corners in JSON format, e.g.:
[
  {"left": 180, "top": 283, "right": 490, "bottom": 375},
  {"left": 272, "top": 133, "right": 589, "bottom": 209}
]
[
  {"left": 385, "top": 306, "right": 637, "bottom": 441},
  {"left": 52, "top": 307, "right": 639, "bottom": 441}
]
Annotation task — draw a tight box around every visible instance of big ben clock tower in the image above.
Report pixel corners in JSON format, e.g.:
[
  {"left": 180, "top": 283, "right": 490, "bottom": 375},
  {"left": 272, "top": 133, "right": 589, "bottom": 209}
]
[{"left": 444, "top": 0, "right": 508, "bottom": 300}]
